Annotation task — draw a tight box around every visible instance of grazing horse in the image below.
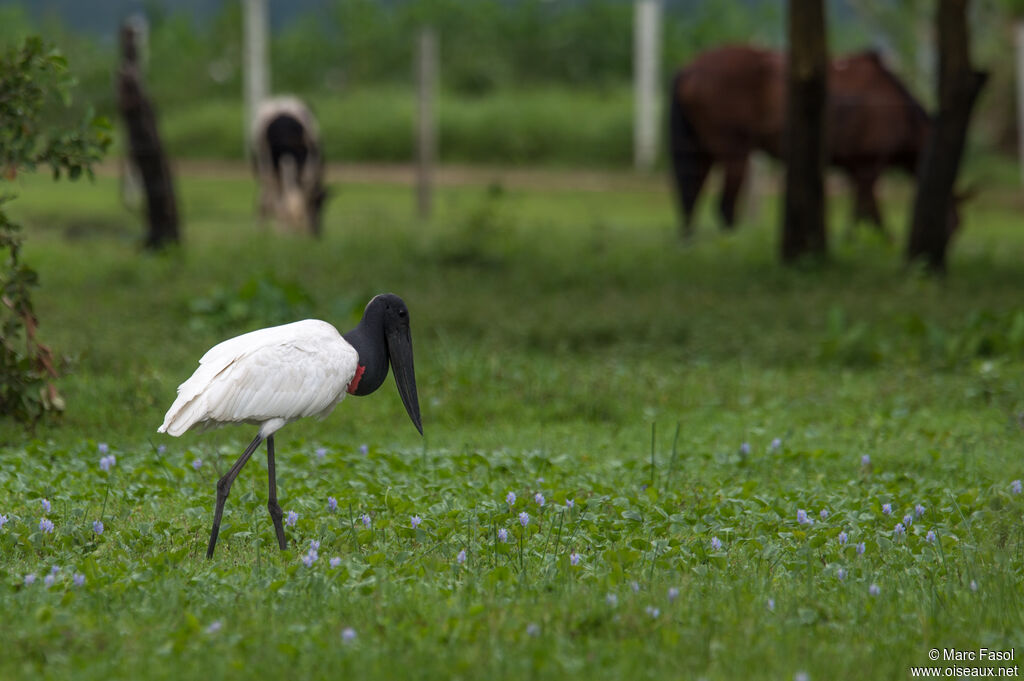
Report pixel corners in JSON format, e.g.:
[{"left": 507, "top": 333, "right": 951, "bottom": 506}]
[
  {"left": 668, "top": 45, "right": 954, "bottom": 240},
  {"left": 251, "top": 96, "right": 328, "bottom": 236}
]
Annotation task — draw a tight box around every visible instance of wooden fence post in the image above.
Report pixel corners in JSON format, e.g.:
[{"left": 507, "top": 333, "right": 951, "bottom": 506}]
[
  {"left": 243, "top": 0, "right": 270, "bottom": 158},
  {"left": 633, "top": 0, "right": 662, "bottom": 170},
  {"left": 416, "top": 27, "right": 438, "bottom": 220}
]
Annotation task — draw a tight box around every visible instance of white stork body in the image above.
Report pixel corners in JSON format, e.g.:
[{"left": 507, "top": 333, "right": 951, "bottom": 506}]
[{"left": 158, "top": 319, "right": 358, "bottom": 439}]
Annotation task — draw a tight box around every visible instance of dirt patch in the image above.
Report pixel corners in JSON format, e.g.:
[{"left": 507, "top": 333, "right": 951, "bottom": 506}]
[{"left": 95, "top": 159, "right": 669, "bottom": 194}]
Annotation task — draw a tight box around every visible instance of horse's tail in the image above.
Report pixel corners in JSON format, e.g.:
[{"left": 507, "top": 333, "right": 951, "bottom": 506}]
[{"left": 667, "top": 69, "right": 708, "bottom": 239}]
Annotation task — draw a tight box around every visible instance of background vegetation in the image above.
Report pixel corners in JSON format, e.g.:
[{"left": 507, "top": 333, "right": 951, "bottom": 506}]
[{"left": 2, "top": 0, "right": 1019, "bottom": 165}]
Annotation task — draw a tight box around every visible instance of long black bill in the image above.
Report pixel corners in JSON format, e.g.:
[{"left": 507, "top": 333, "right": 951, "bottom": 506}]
[{"left": 386, "top": 322, "right": 423, "bottom": 435}]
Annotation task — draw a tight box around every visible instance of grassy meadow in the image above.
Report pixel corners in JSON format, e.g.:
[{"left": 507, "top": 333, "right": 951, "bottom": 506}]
[{"left": 1, "top": 164, "right": 1024, "bottom": 680}]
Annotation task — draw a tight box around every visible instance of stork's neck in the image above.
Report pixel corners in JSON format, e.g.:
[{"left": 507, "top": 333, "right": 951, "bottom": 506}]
[{"left": 342, "top": 310, "right": 388, "bottom": 396}]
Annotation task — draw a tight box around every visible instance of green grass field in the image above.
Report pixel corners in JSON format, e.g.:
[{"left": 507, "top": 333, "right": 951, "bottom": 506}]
[{"left": 1, "top": 165, "right": 1024, "bottom": 680}]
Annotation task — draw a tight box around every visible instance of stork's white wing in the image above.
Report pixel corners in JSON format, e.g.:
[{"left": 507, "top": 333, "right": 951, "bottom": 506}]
[{"left": 158, "top": 320, "right": 358, "bottom": 437}]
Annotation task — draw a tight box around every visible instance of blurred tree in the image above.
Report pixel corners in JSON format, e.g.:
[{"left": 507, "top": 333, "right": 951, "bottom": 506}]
[
  {"left": 906, "top": 0, "right": 987, "bottom": 273},
  {"left": 781, "top": 0, "right": 829, "bottom": 263},
  {"left": 1007, "top": 0, "right": 1024, "bottom": 183},
  {"left": 0, "top": 37, "right": 110, "bottom": 425},
  {"left": 118, "top": 20, "right": 180, "bottom": 250}
]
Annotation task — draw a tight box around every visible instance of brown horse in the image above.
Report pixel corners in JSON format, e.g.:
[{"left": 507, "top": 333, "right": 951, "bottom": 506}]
[{"left": 669, "top": 45, "right": 944, "bottom": 240}]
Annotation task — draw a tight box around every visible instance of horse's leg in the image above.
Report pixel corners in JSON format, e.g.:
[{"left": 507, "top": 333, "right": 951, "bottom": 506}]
[
  {"left": 718, "top": 153, "right": 749, "bottom": 231},
  {"left": 679, "top": 153, "right": 712, "bottom": 241},
  {"left": 852, "top": 171, "right": 889, "bottom": 241}
]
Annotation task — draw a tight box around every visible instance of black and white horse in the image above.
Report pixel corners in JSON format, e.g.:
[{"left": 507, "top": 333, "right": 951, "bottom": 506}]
[{"left": 251, "top": 96, "right": 328, "bottom": 236}]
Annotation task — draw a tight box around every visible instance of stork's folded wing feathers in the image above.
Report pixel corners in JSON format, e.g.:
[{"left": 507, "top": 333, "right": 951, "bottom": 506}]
[{"left": 158, "top": 320, "right": 358, "bottom": 437}]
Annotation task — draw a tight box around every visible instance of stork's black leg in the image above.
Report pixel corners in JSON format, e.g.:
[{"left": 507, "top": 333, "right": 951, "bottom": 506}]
[
  {"left": 207, "top": 433, "right": 264, "bottom": 559},
  {"left": 266, "top": 434, "right": 288, "bottom": 551}
]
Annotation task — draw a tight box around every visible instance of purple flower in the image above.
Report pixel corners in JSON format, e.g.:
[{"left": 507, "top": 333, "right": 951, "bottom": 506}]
[
  {"left": 837, "top": 567, "right": 847, "bottom": 581},
  {"left": 926, "top": 530, "right": 937, "bottom": 543},
  {"left": 861, "top": 454, "right": 871, "bottom": 467},
  {"left": 915, "top": 503, "right": 926, "bottom": 517},
  {"left": 157, "top": 445, "right": 166, "bottom": 455},
  {"left": 869, "top": 583, "right": 880, "bottom": 596},
  {"left": 92, "top": 520, "right": 104, "bottom": 535},
  {"left": 192, "top": 458, "right": 202, "bottom": 471},
  {"left": 534, "top": 493, "right": 545, "bottom": 507},
  {"left": 301, "top": 551, "right": 317, "bottom": 567},
  {"left": 795, "top": 672, "right": 809, "bottom": 681},
  {"left": 411, "top": 515, "right": 422, "bottom": 529},
  {"left": 73, "top": 573, "right": 85, "bottom": 587},
  {"left": 1012, "top": 480, "right": 1022, "bottom": 495},
  {"left": 457, "top": 549, "right": 467, "bottom": 564},
  {"left": 24, "top": 574, "right": 36, "bottom": 586},
  {"left": 856, "top": 542, "right": 866, "bottom": 555},
  {"left": 881, "top": 503, "right": 892, "bottom": 515},
  {"left": 797, "top": 509, "right": 813, "bottom": 525},
  {"left": 285, "top": 511, "right": 298, "bottom": 527},
  {"left": 903, "top": 514, "right": 913, "bottom": 527},
  {"left": 39, "top": 518, "right": 54, "bottom": 533},
  {"left": 330, "top": 556, "right": 342, "bottom": 568},
  {"left": 645, "top": 605, "right": 660, "bottom": 618},
  {"left": 526, "top": 623, "right": 540, "bottom": 637},
  {"left": 0, "top": 513, "right": 8, "bottom": 529},
  {"left": 819, "top": 508, "right": 829, "bottom": 520},
  {"left": 327, "top": 497, "right": 338, "bottom": 512},
  {"left": 309, "top": 539, "right": 320, "bottom": 552},
  {"left": 205, "top": 620, "right": 223, "bottom": 635},
  {"left": 44, "top": 574, "right": 56, "bottom": 588},
  {"left": 569, "top": 552, "right": 581, "bottom": 566},
  {"left": 341, "top": 627, "right": 357, "bottom": 642},
  {"left": 99, "top": 455, "right": 116, "bottom": 472},
  {"left": 50, "top": 565, "right": 60, "bottom": 575},
  {"left": 740, "top": 442, "right": 751, "bottom": 456},
  {"left": 837, "top": 531, "right": 848, "bottom": 545},
  {"left": 770, "top": 437, "right": 782, "bottom": 451},
  {"left": 40, "top": 498, "right": 51, "bottom": 513},
  {"left": 970, "top": 580, "right": 978, "bottom": 592},
  {"left": 767, "top": 598, "right": 775, "bottom": 611},
  {"left": 358, "top": 444, "right": 369, "bottom": 456},
  {"left": 361, "top": 513, "right": 371, "bottom": 527},
  {"left": 506, "top": 491, "right": 516, "bottom": 506},
  {"left": 519, "top": 512, "right": 529, "bottom": 527},
  {"left": 667, "top": 587, "right": 679, "bottom": 602},
  {"left": 98, "top": 442, "right": 109, "bottom": 455},
  {"left": 710, "top": 536, "right": 722, "bottom": 551},
  {"left": 894, "top": 523, "right": 906, "bottom": 537},
  {"left": 315, "top": 447, "right": 327, "bottom": 460},
  {"left": 565, "top": 498, "right": 575, "bottom": 509},
  {"left": 497, "top": 528, "right": 508, "bottom": 543},
  {"left": 606, "top": 593, "right": 618, "bottom": 607},
  {"left": 631, "top": 581, "right": 641, "bottom": 593}
]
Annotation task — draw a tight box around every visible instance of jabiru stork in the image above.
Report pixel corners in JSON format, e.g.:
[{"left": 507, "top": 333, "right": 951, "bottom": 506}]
[{"left": 158, "top": 293, "right": 422, "bottom": 558}]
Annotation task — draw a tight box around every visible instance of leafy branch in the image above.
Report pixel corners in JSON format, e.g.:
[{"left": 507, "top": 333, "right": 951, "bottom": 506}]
[{"left": 0, "top": 36, "right": 111, "bottom": 426}]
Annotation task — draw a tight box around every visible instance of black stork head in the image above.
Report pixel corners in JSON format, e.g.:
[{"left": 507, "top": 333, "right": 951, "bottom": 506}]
[{"left": 343, "top": 294, "right": 423, "bottom": 435}]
